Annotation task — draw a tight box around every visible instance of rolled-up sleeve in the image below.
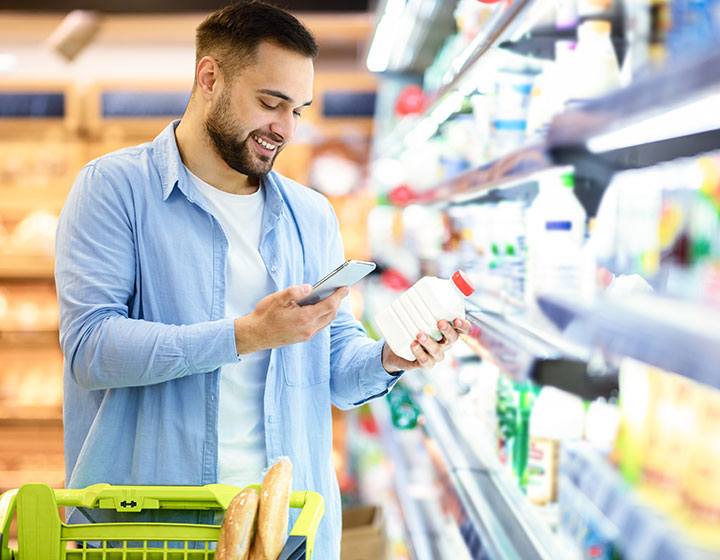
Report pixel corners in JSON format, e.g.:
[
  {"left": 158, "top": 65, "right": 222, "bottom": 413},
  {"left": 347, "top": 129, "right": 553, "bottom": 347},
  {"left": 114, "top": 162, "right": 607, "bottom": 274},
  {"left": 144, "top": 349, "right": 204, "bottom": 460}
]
[{"left": 323, "top": 207, "right": 403, "bottom": 409}]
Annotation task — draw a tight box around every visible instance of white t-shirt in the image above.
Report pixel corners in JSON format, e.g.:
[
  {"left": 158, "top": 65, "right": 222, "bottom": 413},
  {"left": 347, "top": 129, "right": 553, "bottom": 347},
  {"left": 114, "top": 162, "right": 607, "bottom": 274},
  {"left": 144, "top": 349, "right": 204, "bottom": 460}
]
[{"left": 186, "top": 168, "right": 274, "bottom": 487}]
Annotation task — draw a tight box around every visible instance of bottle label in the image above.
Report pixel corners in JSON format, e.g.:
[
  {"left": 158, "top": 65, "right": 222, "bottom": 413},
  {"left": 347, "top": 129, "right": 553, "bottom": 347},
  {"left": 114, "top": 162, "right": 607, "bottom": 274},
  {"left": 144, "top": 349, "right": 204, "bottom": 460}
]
[{"left": 527, "top": 437, "right": 559, "bottom": 505}]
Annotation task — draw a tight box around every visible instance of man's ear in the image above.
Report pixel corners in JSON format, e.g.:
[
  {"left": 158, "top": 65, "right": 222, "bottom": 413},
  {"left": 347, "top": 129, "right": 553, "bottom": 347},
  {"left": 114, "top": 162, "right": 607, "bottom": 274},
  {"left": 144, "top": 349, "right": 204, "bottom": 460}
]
[{"left": 196, "top": 55, "right": 222, "bottom": 101}]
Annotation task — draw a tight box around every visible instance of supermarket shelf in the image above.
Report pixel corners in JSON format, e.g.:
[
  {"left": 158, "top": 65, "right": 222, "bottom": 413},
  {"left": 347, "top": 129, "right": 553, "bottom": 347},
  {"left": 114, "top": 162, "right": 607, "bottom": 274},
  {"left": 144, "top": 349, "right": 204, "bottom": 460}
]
[
  {"left": 0, "top": 329, "right": 59, "bottom": 347},
  {"left": 368, "top": 398, "right": 446, "bottom": 560},
  {"left": 498, "top": 15, "right": 627, "bottom": 62},
  {"left": 549, "top": 48, "right": 720, "bottom": 150},
  {"left": 0, "top": 254, "right": 55, "bottom": 280},
  {"left": 0, "top": 185, "right": 69, "bottom": 219},
  {"left": 0, "top": 415, "right": 63, "bottom": 427},
  {"left": 377, "top": 0, "right": 536, "bottom": 157},
  {"left": 382, "top": 46, "right": 720, "bottom": 214},
  {"left": 464, "top": 294, "right": 618, "bottom": 401},
  {"left": 0, "top": 407, "right": 62, "bottom": 421},
  {"left": 406, "top": 384, "right": 573, "bottom": 560},
  {"left": 433, "top": 0, "right": 534, "bottom": 99},
  {"left": 547, "top": 46, "right": 720, "bottom": 184},
  {"left": 561, "top": 442, "right": 715, "bottom": 560},
  {"left": 391, "top": 145, "right": 552, "bottom": 208},
  {"left": 0, "top": 470, "right": 65, "bottom": 494},
  {"left": 538, "top": 292, "right": 720, "bottom": 390}
]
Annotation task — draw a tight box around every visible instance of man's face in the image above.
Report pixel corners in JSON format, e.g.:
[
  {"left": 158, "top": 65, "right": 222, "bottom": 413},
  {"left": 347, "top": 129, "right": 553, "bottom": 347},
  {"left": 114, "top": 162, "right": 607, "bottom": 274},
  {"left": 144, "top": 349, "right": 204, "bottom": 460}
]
[{"left": 205, "top": 41, "right": 314, "bottom": 178}]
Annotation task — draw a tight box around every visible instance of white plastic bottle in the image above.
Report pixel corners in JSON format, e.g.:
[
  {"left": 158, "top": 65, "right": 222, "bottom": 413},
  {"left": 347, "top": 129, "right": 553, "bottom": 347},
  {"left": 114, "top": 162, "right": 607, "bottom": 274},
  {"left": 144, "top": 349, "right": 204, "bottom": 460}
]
[
  {"left": 527, "top": 386, "right": 585, "bottom": 506},
  {"left": 374, "top": 270, "right": 475, "bottom": 361},
  {"left": 568, "top": 19, "right": 621, "bottom": 106},
  {"left": 525, "top": 168, "right": 587, "bottom": 303}
]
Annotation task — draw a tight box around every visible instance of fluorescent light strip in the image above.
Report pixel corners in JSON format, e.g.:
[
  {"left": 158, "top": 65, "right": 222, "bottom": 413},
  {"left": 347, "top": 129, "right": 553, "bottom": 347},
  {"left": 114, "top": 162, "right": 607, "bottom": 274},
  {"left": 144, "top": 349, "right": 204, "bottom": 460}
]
[
  {"left": 405, "top": 118, "right": 439, "bottom": 147},
  {"left": 366, "top": 0, "right": 406, "bottom": 73},
  {"left": 404, "top": 91, "right": 464, "bottom": 148},
  {"left": 587, "top": 91, "right": 720, "bottom": 153}
]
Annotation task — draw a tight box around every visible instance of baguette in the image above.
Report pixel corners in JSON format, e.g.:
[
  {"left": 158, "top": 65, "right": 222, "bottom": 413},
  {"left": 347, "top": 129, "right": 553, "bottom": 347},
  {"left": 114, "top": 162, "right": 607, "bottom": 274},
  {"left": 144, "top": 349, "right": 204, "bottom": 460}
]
[
  {"left": 216, "top": 487, "right": 260, "bottom": 560},
  {"left": 250, "top": 458, "right": 293, "bottom": 560}
]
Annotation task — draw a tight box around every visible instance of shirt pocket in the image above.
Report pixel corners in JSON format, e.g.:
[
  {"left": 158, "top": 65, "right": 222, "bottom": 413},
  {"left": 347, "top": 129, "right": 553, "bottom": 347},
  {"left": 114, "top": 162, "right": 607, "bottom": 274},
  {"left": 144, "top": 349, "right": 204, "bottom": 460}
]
[{"left": 281, "top": 331, "right": 330, "bottom": 387}]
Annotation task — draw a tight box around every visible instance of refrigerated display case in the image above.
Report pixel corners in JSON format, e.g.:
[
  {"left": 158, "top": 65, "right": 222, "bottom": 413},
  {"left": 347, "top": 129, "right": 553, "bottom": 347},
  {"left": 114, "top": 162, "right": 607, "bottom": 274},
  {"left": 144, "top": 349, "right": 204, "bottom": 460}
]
[{"left": 364, "top": 0, "right": 720, "bottom": 558}]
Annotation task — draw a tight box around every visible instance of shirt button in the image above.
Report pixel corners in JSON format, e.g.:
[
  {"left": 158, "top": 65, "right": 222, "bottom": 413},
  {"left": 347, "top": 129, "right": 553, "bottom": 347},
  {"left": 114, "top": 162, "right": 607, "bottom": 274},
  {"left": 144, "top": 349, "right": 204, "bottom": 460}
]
[
  {"left": 271, "top": 265, "right": 276, "bottom": 272},
  {"left": 268, "top": 416, "right": 276, "bottom": 424}
]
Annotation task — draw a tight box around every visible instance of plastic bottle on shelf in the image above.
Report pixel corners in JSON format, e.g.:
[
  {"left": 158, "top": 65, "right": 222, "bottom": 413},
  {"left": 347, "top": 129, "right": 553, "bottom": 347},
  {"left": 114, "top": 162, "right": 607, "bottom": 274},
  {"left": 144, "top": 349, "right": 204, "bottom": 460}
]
[
  {"left": 525, "top": 168, "right": 588, "bottom": 303},
  {"left": 526, "top": 41, "right": 576, "bottom": 141},
  {"left": 567, "top": 20, "right": 622, "bottom": 106},
  {"left": 494, "top": 201, "right": 528, "bottom": 308},
  {"left": 514, "top": 381, "right": 536, "bottom": 490},
  {"left": 490, "top": 70, "right": 535, "bottom": 159},
  {"left": 584, "top": 397, "right": 621, "bottom": 456},
  {"left": 526, "top": 386, "right": 586, "bottom": 506},
  {"left": 374, "top": 270, "right": 475, "bottom": 361}
]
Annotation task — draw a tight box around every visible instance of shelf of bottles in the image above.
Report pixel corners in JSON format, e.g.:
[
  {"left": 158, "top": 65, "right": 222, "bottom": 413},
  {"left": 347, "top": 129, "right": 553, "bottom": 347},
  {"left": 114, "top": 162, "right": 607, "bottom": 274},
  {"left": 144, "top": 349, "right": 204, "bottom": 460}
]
[
  {"left": 374, "top": 349, "right": 720, "bottom": 560},
  {"left": 367, "top": 0, "right": 720, "bottom": 390},
  {"left": 560, "top": 441, "right": 718, "bottom": 560},
  {"left": 365, "top": 0, "right": 720, "bottom": 558},
  {"left": 372, "top": 0, "right": 720, "bottom": 207}
]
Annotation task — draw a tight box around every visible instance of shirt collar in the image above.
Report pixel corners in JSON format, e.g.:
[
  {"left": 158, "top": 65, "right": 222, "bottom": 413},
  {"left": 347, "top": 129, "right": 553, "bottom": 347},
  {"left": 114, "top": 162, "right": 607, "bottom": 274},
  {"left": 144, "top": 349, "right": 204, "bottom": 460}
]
[
  {"left": 151, "top": 120, "right": 186, "bottom": 202},
  {"left": 152, "top": 119, "right": 284, "bottom": 222}
]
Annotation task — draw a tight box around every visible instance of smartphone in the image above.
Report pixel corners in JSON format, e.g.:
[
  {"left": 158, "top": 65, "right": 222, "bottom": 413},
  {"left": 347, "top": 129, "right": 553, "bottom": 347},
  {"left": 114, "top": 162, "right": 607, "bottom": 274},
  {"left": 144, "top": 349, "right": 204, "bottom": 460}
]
[{"left": 296, "top": 260, "right": 376, "bottom": 306}]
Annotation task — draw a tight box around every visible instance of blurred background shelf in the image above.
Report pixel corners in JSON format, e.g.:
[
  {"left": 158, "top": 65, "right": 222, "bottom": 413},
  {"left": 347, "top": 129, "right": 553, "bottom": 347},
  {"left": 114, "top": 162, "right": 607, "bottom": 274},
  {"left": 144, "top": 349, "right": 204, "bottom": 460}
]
[
  {"left": 0, "top": 255, "right": 55, "bottom": 280},
  {"left": 396, "top": 371, "right": 574, "bottom": 560},
  {"left": 561, "top": 442, "right": 717, "bottom": 560},
  {"left": 377, "top": 41, "right": 720, "bottom": 220},
  {"left": 538, "top": 293, "right": 720, "bottom": 390},
  {"left": 369, "top": 397, "right": 458, "bottom": 560},
  {"left": 0, "top": 330, "right": 59, "bottom": 346},
  {"left": 458, "top": 288, "right": 619, "bottom": 401},
  {"left": 374, "top": 0, "right": 537, "bottom": 158},
  {"left": 0, "top": 186, "right": 70, "bottom": 220},
  {"left": 0, "top": 407, "right": 62, "bottom": 421},
  {"left": 548, "top": 48, "right": 720, "bottom": 151}
]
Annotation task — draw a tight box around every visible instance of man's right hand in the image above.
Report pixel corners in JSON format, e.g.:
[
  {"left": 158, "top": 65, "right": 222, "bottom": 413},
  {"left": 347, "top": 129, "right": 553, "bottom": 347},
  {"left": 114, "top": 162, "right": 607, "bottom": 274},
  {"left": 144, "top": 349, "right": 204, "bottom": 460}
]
[{"left": 234, "top": 284, "right": 350, "bottom": 354}]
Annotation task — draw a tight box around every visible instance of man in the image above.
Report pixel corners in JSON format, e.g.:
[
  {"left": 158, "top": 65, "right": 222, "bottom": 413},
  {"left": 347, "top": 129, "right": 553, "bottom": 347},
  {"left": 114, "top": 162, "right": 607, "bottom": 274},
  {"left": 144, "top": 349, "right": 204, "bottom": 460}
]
[{"left": 55, "top": 1, "right": 471, "bottom": 557}]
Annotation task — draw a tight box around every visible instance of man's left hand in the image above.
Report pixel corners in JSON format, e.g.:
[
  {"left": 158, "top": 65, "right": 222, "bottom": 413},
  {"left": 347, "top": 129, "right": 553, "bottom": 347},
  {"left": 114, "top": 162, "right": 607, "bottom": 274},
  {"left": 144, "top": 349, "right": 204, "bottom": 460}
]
[{"left": 382, "top": 318, "right": 472, "bottom": 374}]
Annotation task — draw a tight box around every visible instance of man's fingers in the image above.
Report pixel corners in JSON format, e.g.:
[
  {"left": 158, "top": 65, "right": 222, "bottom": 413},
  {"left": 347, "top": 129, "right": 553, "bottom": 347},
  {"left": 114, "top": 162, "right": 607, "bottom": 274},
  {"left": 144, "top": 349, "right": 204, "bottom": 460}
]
[
  {"left": 416, "top": 332, "right": 442, "bottom": 356},
  {"left": 438, "top": 320, "right": 459, "bottom": 345},
  {"left": 312, "top": 286, "right": 349, "bottom": 315},
  {"left": 285, "top": 284, "right": 312, "bottom": 303},
  {"left": 411, "top": 340, "right": 435, "bottom": 369},
  {"left": 300, "top": 286, "right": 349, "bottom": 337}
]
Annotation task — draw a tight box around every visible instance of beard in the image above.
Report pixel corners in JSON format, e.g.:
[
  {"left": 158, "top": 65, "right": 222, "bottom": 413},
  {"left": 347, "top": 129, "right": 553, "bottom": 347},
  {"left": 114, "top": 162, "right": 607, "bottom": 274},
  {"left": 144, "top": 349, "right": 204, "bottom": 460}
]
[{"left": 204, "top": 89, "right": 281, "bottom": 178}]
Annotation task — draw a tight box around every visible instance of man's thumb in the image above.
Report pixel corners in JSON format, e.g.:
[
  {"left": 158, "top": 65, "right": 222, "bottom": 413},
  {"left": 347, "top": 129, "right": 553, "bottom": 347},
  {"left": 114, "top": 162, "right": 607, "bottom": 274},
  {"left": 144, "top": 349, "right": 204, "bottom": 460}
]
[{"left": 287, "top": 283, "right": 312, "bottom": 302}]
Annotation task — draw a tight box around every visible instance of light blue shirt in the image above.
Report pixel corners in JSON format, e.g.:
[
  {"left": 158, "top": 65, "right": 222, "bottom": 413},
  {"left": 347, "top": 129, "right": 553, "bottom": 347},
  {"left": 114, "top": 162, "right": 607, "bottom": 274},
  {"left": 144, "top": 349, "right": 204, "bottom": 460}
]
[{"left": 55, "top": 120, "right": 402, "bottom": 558}]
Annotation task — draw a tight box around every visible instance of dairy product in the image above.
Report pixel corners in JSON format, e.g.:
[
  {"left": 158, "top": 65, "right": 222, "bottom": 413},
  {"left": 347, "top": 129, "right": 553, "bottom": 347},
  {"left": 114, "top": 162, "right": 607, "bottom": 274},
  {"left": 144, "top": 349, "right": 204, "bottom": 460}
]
[
  {"left": 374, "top": 270, "right": 475, "bottom": 361},
  {"left": 527, "top": 386, "right": 585, "bottom": 505},
  {"left": 525, "top": 168, "right": 587, "bottom": 303}
]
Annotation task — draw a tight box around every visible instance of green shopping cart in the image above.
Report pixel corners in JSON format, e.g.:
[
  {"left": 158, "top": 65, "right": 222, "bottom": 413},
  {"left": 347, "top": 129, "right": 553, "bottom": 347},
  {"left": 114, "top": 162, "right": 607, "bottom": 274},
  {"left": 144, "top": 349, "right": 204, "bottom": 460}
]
[{"left": 0, "top": 482, "right": 324, "bottom": 559}]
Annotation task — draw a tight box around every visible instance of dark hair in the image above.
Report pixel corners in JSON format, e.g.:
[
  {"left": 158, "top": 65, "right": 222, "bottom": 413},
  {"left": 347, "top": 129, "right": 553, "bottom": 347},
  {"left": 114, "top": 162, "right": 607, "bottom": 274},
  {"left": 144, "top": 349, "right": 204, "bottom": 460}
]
[{"left": 195, "top": 1, "right": 318, "bottom": 82}]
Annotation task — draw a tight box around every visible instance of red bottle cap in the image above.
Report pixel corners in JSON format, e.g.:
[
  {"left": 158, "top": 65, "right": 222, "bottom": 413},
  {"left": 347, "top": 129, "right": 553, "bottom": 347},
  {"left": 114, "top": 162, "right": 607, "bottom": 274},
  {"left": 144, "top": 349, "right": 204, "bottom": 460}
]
[{"left": 452, "top": 270, "right": 475, "bottom": 297}]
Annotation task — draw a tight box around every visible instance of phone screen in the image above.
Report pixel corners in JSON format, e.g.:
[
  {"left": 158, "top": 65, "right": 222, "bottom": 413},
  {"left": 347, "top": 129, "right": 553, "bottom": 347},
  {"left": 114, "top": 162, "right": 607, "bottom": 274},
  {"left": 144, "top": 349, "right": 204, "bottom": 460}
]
[{"left": 296, "top": 260, "right": 376, "bottom": 306}]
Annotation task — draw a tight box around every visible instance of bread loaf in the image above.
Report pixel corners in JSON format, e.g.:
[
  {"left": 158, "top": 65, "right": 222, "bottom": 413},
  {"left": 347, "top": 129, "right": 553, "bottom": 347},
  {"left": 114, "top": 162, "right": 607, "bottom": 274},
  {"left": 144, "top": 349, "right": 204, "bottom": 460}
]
[
  {"left": 250, "top": 458, "right": 293, "bottom": 560},
  {"left": 216, "top": 487, "right": 260, "bottom": 560}
]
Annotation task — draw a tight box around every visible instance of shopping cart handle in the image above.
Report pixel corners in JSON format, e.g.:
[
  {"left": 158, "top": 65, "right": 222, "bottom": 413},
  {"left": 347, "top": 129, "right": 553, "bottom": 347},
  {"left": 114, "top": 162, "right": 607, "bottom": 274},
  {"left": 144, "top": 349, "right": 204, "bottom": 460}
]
[
  {"left": 54, "top": 483, "right": 257, "bottom": 512},
  {"left": 288, "top": 491, "right": 324, "bottom": 558},
  {"left": 0, "top": 489, "right": 18, "bottom": 560},
  {"left": 278, "top": 535, "right": 306, "bottom": 560}
]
